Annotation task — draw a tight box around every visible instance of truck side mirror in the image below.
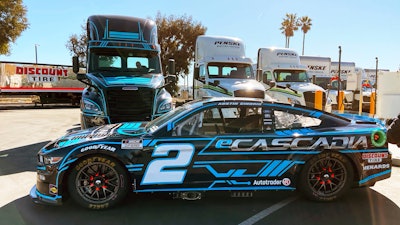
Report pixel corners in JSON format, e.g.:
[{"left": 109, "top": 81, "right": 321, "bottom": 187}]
[
  {"left": 168, "top": 59, "right": 175, "bottom": 75},
  {"left": 256, "top": 69, "right": 262, "bottom": 81},
  {"left": 77, "top": 73, "right": 87, "bottom": 81},
  {"left": 193, "top": 67, "right": 199, "bottom": 80},
  {"left": 72, "top": 56, "right": 80, "bottom": 74},
  {"left": 268, "top": 80, "right": 276, "bottom": 88},
  {"left": 165, "top": 74, "right": 176, "bottom": 84}
]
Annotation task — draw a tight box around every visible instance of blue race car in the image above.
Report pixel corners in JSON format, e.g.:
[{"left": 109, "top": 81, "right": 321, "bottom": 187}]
[{"left": 30, "top": 97, "right": 391, "bottom": 209}]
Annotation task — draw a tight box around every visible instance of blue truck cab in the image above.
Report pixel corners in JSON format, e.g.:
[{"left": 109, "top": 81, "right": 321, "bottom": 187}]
[{"left": 73, "top": 15, "right": 174, "bottom": 129}]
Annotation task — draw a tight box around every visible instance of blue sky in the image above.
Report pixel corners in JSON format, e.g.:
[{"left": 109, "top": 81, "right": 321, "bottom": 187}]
[{"left": 1, "top": 0, "right": 399, "bottom": 71}]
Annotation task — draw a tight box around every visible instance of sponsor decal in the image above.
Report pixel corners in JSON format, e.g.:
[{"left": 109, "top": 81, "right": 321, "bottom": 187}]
[
  {"left": 253, "top": 178, "right": 291, "bottom": 186},
  {"left": 49, "top": 184, "right": 58, "bottom": 195},
  {"left": 121, "top": 139, "right": 143, "bottom": 149},
  {"left": 16, "top": 66, "right": 68, "bottom": 83},
  {"left": 215, "top": 136, "right": 368, "bottom": 151},
  {"left": 80, "top": 144, "right": 116, "bottom": 152},
  {"left": 363, "top": 164, "right": 390, "bottom": 171},
  {"left": 362, "top": 152, "right": 388, "bottom": 163}
]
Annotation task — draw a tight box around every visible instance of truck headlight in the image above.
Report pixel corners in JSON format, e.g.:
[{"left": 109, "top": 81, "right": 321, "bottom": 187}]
[
  {"left": 82, "top": 99, "right": 102, "bottom": 114},
  {"left": 158, "top": 101, "right": 172, "bottom": 113}
]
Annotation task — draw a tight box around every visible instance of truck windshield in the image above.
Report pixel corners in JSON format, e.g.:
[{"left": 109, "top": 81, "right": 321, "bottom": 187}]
[
  {"left": 207, "top": 63, "right": 254, "bottom": 79},
  {"left": 88, "top": 49, "right": 161, "bottom": 75},
  {"left": 274, "top": 70, "right": 309, "bottom": 82}
]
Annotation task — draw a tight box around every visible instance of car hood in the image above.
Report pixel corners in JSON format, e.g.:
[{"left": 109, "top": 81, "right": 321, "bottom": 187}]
[
  {"left": 51, "top": 122, "right": 148, "bottom": 149},
  {"left": 88, "top": 72, "right": 164, "bottom": 88}
]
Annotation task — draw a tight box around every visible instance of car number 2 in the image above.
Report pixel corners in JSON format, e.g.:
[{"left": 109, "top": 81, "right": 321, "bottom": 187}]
[{"left": 141, "top": 143, "right": 195, "bottom": 185}]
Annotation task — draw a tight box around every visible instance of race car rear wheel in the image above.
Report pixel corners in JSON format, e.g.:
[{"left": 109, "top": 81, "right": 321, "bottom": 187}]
[
  {"left": 68, "top": 155, "right": 129, "bottom": 209},
  {"left": 299, "top": 152, "right": 353, "bottom": 202}
]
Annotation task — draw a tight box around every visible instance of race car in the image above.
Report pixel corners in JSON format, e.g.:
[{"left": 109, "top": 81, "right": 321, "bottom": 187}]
[{"left": 30, "top": 97, "right": 391, "bottom": 209}]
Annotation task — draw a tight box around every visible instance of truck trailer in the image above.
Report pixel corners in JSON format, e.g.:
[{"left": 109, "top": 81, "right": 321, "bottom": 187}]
[
  {"left": 0, "top": 61, "right": 84, "bottom": 105},
  {"left": 299, "top": 56, "right": 331, "bottom": 89},
  {"left": 193, "top": 35, "right": 267, "bottom": 100},
  {"left": 73, "top": 15, "right": 174, "bottom": 129}
]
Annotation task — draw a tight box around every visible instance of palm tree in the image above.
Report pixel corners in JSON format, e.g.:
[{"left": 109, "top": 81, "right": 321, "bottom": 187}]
[
  {"left": 299, "top": 16, "right": 312, "bottom": 55},
  {"left": 280, "top": 13, "right": 299, "bottom": 48}
]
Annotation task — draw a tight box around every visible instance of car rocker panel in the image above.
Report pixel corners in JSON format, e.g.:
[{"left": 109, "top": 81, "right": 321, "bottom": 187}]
[{"left": 31, "top": 97, "right": 391, "bottom": 209}]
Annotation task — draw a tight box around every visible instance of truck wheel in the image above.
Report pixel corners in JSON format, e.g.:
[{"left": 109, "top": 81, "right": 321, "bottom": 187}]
[
  {"left": 68, "top": 155, "right": 129, "bottom": 209},
  {"left": 298, "top": 152, "right": 353, "bottom": 202}
]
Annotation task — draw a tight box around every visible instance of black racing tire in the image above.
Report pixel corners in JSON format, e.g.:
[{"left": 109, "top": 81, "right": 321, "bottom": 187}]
[
  {"left": 298, "top": 152, "right": 353, "bottom": 202},
  {"left": 68, "top": 155, "right": 129, "bottom": 210}
]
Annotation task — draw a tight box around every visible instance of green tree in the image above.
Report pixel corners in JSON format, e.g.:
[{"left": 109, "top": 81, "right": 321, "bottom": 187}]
[
  {"left": 65, "top": 24, "right": 87, "bottom": 67},
  {"left": 154, "top": 12, "right": 207, "bottom": 96},
  {"left": 299, "top": 16, "right": 312, "bottom": 55},
  {"left": 0, "top": 0, "right": 29, "bottom": 55},
  {"left": 280, "top": 13, "right": 299, "bottom": 48}
]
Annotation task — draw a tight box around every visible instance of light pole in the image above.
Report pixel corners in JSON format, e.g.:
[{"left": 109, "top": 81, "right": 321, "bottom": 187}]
[{"left": 35, "top": 44, "right": 39, "bottom": 64}]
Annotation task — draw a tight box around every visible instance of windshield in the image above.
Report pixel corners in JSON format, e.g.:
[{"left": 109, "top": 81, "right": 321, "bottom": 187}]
[
  {"left": 88, "top": 49, "right": 161, "bottom": 75},
  {"left": 207, "top": 63, "right": 254, "bottom": 79},
  {"left": 145, "top": 99, "right": 203, "bottom": 133},
  {"left": 274, "top": 69, "right": 309, "bottom": 82}
]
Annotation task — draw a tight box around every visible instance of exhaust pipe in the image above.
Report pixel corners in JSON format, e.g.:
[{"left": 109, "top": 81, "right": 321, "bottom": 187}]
[{"left": 180, "top": 192, "right": 202, "bottom": 201}]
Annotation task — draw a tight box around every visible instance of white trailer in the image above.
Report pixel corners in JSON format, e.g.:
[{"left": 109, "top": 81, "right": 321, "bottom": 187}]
[
  {"left": 0, "top": 61, "right": 85, "bottom": 105},
  {"left": 299, "top": 56, "right": 331, "bottom": 89},
  {"left": 256, "top": 47, "right": 330, "bottom": 111},
  {"left": 193, "top": 35, "right": 267, "bottom": 100},
  {"left": 376, "top": 71, "right": 400, "bottom": 121}
]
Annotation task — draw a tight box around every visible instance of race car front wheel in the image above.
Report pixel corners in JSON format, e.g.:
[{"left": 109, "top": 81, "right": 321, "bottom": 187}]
[
  {"left": 298, "top": 152, "right": 353, "bottom": 202},
  {"left": 68, "top": 155, "right": 129, "bottom": 209}
]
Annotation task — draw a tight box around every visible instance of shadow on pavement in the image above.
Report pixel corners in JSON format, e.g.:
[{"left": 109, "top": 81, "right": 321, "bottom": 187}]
[
  {"left": 0, "top": 141, "right": 49, "bottom": 176},
  {"left": 1, "top": 188, "right": 399, "bottom": 225}
]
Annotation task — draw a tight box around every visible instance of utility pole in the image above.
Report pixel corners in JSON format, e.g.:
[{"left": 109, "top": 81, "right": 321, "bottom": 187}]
[{"left": 35, "top": 44, "right": 39, "bottom": 64}]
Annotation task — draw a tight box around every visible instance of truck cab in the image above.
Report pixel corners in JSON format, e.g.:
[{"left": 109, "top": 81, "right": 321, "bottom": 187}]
[
  {"left": 257, "top": 47, "right": 331, "bottom": 111},
  {"left": 73, "top": 15, "right": 173, "bottom": 129},
  {"left": 193, "top": 35, "right": 268, "bottom": 100}
]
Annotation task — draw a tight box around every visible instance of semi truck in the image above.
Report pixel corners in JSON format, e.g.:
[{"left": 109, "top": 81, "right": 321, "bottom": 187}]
[
  {"left": 192, "top": 35, "right": 267, "bottom": 100},
  {"left": 0, "top": 61, "right": 84, "bottom": 105},
  {"left": 73, "top": 15, "right": 174, "bottom": 129},
  {"left": 256, "top": 47, "right": 331, "bottom": 111},
  {"left": 328, "top": 61, "right": 356, "bottom": 110}
]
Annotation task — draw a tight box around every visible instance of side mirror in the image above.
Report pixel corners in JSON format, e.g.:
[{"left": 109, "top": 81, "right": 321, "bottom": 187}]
[
  {"left": 256, "top": 69, "right": 262, "bottom": 81},
  {"left": 165, "top": 74, "right": 176, "bottom": 84},
  {"left": 77, "top": 73, "right": 87, "bottom": 81},
  {"left": 168, "top": 59, "right": 175, "bottom": 75},
  {"left": 268, "top": 80, "right": 276, "bottom": 88},
  {"left": 193, "top": 67, "right": 199, "bottom": 80},
  {"left": 72, "top": 56, "right": 80, "bottom": 74}
]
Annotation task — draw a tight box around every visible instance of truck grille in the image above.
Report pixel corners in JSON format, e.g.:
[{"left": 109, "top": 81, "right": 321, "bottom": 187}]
[
  {"left": 234, "top": 90, "right": 265, "bottom": 99},
  {"left": 303, "top": 91, "right": 327, "bottom": 109},
  {"left": 106, "top": 88, "right": 155, "bottom": 123}
]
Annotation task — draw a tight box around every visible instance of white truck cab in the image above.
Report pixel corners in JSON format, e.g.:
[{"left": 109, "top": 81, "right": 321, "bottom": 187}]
[
  {"left": 256, "top": 47, "right": 331, "bottom": 111},
  {"left": 193, "top": 35, "right": 269, "bottom": 100}
]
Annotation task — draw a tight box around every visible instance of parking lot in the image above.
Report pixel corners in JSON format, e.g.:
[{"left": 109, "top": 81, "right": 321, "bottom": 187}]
[{"left": 1, "top": 105, "right": 400, "bottom": 225}]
